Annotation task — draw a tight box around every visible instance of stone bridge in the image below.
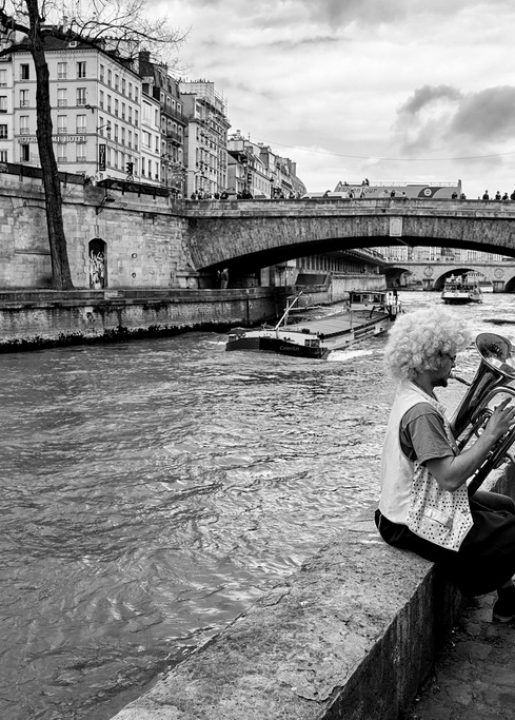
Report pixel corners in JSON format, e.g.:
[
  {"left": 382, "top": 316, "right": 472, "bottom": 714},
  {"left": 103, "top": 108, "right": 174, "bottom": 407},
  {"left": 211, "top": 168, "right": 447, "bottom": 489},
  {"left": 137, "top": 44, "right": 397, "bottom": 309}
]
[
  {"left": 182, "top": 198, "right": 515, "bottom": 280},
  {"left": 385, "top": 261, "right": 515, "bottom": 291}
]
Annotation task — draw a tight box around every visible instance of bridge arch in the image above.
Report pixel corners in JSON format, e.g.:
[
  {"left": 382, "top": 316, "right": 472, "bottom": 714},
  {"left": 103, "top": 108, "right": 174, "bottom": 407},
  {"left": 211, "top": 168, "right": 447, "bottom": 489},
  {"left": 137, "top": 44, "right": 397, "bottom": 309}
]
[{"left": 182, "top": 199, "right": 515, "bottom": 275}]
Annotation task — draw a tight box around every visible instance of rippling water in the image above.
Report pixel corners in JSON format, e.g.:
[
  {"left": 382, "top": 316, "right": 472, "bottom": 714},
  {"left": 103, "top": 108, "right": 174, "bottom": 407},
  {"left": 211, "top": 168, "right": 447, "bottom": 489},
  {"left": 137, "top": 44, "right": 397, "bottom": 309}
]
[{"left": 1, "top": 290, "right": 513, "bottom": 719}]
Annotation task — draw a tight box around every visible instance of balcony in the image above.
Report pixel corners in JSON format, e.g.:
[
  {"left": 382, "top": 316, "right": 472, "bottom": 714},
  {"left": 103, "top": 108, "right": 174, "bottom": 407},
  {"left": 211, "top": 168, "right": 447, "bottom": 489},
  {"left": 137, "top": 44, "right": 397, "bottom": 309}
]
[{"left": 165, "top": 129, "right": 182, "bottom": 143}]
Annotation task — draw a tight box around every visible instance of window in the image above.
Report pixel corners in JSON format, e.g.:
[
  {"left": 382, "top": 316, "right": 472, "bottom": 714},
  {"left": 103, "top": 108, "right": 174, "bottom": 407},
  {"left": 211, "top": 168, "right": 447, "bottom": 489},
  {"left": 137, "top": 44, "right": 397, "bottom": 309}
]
[
  {"left": 98, "top": 117, "right": 110, "bottom": 136},
  {"left": 143, "top": 130, "right": 151, "bottom": 148},
  {"left": 121, "top": 127, "right": 125, "bottom": 145},
  {"left": 57, "top": 89, "right": 67, "bottom": 107},
  {"left": 128, "top": 107, "right": 132, "bottom": 124},
  {"left": 114, "top": 124, "right": 118, "bottom": 142},
  {"left": 76, "top": 114, "right": 86, "bottom": 133},
  {"left": 76, "top": 148, "right": 87, "bottom": 162},
  {"left": 99, "top": 64, "right": 104, "bottom": 82},
  {"left": 76, "top": 61, "right": 86, "bottom": 78},
  {"left": 57, "top": 115, "right": 66, "bottom": 134},
  {"left": 20, "top": 116, "right": 29, "bottom": 134},
  {"left": 0, "top": 150, "right": 7, "bottom": 162},
  {"left": 19, "top": 89, "right": 29, "bottom": 107},
  {"left": 134, "top": 132, "right": 138, "bottom": 150},
  {"left": 0, "top": 124, "right": 7, "bottom": 138},
  {"left": 107, "top": 69, "right": 112, "bottom": 86},
  {"left": 114, "top": 74, "right": 119, "bottom": 91},
  {"left": 0, "top": 69, "right": 6, "bottom": 86},
  {"left": 57, "top": 62, "right": 67, "bottom": 79},
  {"left": 107, "top": 95, "right": 111, "bottom": 113},
  {"left": 135, "top": 109, "right": 138, "bottom": 127},
  {"left": 20, "top": 143, "right": 29, "bottom": 162},
  {"left": 57, "top": 143, "right": 67, "bottom": 162},
  {"left": 20, "top": 64, "right": 29, "bottom": 80},
  {"left": 114, "top": 99, "right": 119, "bottom": 117},
  {"left": 121, "top": 78, "right": 126, "bottom": 95},
  {"left": 143, "top": 101, "right": 152, "bottom": 123},
  {"left": 76, "top": 87, "right": 87, "bottom": 106},
  {"left": 99, "top": 90, "right": 104, "bottom": 110},
  {"left": 121, "top": 102, "right": 125, "bottom": 121},
  {"left": 0, "top": 96, "right": 8, "bottom": 113}
]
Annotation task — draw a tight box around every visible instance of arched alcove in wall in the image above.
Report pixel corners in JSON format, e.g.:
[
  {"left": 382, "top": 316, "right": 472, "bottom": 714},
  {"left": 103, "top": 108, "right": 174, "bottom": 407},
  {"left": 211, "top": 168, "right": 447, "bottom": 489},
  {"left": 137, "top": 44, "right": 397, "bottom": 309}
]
[{"left": 89, "top": 238, "right": 107, "bottom": 289}]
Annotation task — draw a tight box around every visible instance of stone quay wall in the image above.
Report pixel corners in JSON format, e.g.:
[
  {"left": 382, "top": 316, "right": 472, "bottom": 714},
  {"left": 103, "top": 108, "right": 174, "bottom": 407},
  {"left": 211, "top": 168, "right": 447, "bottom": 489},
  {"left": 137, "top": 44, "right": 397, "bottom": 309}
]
[
  {"left": 0, "top": 287, "right": 293, "bottom": 350},
  {"left": 109, "top": 465, "right": 515, "bottom": 720},
  {"left": 0, "top": 173, "right": 196, "bottom": 290}
]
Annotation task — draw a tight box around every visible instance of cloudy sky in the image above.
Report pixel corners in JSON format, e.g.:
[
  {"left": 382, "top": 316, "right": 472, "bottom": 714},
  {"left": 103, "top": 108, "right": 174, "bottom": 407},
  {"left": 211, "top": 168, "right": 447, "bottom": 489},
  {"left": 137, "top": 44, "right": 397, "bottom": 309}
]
[{"left": 145, "top": 0, "right": 515, "bottom": 198}]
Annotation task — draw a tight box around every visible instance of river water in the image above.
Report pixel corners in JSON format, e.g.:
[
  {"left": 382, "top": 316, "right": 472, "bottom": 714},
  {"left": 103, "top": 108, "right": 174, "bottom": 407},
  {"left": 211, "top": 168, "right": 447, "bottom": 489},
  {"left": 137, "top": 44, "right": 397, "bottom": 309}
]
[{"left": 1, "top": 290, "right": 513, "bottom": 720}]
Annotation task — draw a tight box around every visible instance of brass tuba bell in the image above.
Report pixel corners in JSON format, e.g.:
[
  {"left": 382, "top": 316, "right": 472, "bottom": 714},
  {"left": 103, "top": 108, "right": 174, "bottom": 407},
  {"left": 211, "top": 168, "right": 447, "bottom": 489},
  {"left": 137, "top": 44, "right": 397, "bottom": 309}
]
[{"left": 451, "top": 332, "right": 515, "bottom": 495}]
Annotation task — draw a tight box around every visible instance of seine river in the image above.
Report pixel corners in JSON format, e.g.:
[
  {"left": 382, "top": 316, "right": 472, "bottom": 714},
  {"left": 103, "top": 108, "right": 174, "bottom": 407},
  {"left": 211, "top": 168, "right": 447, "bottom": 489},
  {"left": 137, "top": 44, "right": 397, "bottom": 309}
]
[{"left": 1, "top": 290, "right": 513, "bottom": 720}]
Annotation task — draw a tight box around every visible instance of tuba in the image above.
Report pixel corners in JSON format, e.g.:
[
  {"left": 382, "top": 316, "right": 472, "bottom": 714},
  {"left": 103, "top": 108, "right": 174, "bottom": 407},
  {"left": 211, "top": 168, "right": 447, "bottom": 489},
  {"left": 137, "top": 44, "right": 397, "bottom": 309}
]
[{"left": 451, "top": 332, "right": 515, "bottom": 495}]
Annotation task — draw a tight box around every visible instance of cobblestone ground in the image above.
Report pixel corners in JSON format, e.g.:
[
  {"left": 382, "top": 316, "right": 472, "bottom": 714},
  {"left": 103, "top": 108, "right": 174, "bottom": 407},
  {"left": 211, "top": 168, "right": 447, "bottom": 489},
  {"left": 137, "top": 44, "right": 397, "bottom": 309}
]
[{"left": 406, "top": 592, "right": 515, "bottom": 719}]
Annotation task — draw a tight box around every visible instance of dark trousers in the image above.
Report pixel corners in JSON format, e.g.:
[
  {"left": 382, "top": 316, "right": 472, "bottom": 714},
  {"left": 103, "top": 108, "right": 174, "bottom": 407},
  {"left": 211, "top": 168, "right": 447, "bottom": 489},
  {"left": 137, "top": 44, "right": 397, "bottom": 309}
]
[{"left": 376, "top": 490, "right": 515, "bottom": 596}]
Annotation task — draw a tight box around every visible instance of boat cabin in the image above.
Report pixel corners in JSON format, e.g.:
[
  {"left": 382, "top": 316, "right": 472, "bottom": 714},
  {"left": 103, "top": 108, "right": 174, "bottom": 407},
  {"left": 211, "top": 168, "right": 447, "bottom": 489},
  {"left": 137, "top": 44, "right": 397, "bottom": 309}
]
[{"left": 349, "top": 290, "right": 401, "bottom": 317}]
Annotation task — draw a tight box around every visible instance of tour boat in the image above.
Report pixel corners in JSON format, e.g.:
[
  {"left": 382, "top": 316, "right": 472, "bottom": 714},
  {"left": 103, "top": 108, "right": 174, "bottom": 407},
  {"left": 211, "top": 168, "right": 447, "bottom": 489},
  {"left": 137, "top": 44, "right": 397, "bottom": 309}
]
[
  {"left": 478, "top": 280, "right": 494, "bottom": 293},
  {"left": 441, "top": 280, "right": 483, "bottom": 305},
  {"left": 225, "top": 290, "right": 402, "bottom": 359}
]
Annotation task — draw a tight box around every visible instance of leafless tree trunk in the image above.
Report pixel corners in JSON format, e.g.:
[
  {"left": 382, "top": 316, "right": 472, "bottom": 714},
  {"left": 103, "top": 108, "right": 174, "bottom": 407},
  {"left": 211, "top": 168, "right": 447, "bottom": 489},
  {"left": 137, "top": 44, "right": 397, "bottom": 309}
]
[{"left": 25, "top": 0, "right": 74, "bottom": 289}]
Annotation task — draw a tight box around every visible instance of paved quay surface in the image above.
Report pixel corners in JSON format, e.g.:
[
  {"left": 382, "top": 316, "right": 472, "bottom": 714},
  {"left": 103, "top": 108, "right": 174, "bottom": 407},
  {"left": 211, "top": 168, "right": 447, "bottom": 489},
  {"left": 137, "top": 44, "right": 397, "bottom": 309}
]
[{"left": 406, "top": 591, "right": 515, "bottom": 719}]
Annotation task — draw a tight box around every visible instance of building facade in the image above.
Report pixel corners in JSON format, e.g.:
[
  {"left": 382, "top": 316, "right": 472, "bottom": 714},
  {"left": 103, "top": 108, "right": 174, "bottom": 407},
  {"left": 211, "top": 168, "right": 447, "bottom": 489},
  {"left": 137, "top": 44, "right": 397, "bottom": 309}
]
[
  {"left": 2, "top": 36, "right": 163, "bottom": 185},
  {"left": 227, "top": 131, "right": 307, "bottom": 199},
  {"left": 138, "top": 51, "right": 186, "bottom": 197},
  {"left": 179, "top": 80, "right": 230, "bottom": 198}
]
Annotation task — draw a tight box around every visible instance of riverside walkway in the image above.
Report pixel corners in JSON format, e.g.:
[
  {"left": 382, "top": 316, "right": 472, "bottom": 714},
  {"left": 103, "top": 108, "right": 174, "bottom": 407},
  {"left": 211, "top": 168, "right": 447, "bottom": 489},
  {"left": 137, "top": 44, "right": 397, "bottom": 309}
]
[{"left": 407, "top": 591, "right": 515, "bottom": 719}]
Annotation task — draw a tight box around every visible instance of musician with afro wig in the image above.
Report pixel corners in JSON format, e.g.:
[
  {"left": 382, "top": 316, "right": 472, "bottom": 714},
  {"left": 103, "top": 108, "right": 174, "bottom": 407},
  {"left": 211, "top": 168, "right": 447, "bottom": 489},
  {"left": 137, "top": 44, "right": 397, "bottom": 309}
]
[{"left": 376, "top": 306, "right": 515, "bottom": 621}]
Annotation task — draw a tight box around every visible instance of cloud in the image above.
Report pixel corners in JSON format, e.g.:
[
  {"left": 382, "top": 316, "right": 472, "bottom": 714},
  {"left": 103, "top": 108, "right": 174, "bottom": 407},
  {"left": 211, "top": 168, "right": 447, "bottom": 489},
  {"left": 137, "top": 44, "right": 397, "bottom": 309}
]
[
  {"left": 393, "top": 84, "right": 515, "bottom": 159},
  {"left": 398, "top": 85, "right": 463, "bottom": 116},
  {"left": 450, "top": 87, "right": 515, "bottom": 141}
]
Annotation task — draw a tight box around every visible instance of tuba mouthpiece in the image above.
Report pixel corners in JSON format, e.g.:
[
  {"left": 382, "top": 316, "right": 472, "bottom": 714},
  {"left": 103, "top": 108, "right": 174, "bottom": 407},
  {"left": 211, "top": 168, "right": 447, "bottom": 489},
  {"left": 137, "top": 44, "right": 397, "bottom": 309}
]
[{"left": 450, "top": 372, "right": 470, "bottom": 386}]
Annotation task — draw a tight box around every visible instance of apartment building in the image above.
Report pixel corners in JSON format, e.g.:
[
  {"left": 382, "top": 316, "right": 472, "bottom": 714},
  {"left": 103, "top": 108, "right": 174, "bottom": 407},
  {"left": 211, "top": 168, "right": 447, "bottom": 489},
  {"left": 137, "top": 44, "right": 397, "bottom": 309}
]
[
  {"left": 179, "top": 80, "right": 230, "bottom": 197},
  {"left": 138, "top": 51, "right": 186, "bottom": 196},
  {"left": 227, "top": 132, "right": 307, "bottom": 199},
  {"left": 227, "top": 133, "right": 271, "bottom": 198},
  {"left": 4, "top": 35, "right": 161, "bottom": 184},
  {"left": 0, "top": 53, "right": 13, "bottom": 164}
]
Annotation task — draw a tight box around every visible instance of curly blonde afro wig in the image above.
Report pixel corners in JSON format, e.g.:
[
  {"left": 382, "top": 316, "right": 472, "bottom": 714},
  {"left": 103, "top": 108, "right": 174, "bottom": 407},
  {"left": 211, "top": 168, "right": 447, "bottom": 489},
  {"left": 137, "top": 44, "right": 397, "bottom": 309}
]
[{"left": 384, "top": 306, "right": 472, "bottom": 382}]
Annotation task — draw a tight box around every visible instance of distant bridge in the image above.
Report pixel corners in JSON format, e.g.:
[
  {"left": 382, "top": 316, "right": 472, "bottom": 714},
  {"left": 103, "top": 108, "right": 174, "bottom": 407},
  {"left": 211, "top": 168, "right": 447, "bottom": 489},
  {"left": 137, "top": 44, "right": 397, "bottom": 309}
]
[
  {"left": 182, "top": 198, "right": 515, "bottom": 278},
  {"left": 384, "top": 261, "right": 515, "bottom": 291}
]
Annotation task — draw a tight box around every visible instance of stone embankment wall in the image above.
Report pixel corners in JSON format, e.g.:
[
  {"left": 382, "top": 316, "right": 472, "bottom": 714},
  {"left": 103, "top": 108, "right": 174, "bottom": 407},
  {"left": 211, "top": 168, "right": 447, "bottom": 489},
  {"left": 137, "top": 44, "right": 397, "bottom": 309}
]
[
  {"left": 0, "top": 287, "right": 292, "bottom": 350},
  {"left": 0, "top": 173, "right": 195, "bottom": 289},
  {"left": 109, "top": 466, "right": 514, "bottom": 720}
]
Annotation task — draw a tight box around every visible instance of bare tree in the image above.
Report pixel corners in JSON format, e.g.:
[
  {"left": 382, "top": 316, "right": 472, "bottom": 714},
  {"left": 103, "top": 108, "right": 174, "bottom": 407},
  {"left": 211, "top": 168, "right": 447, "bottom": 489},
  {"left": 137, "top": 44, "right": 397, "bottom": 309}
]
[{"left": 0, "top": 0, "right": 184, "bottom": 289}]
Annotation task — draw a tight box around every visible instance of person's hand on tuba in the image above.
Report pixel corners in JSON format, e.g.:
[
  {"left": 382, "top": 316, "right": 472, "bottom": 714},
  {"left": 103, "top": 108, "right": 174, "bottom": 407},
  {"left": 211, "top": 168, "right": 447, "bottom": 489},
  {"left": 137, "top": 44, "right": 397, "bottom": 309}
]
[{"left": 483, "top": 397, "right": 515, "bottom": 445}]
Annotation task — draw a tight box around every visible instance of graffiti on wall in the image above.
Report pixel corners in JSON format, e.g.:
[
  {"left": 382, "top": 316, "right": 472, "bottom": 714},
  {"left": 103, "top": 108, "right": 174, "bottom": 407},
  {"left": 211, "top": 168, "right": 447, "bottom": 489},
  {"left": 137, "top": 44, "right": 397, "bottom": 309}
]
[{"left": 89, "top": 249, "right": 105, "bottom": 289}]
